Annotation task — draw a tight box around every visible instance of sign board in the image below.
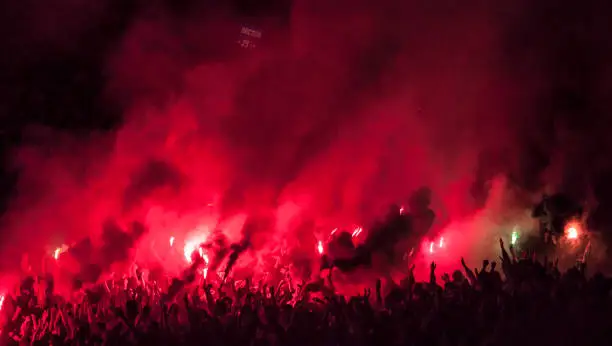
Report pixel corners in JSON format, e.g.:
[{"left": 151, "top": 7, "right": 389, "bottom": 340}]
[{"left": 237, "top": 26, "right": 263, "bottom": 49}]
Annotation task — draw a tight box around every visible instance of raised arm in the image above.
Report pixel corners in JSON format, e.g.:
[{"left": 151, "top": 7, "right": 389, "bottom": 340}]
[{"left": 460, "top": 257, "right": 478, "bottom": 284}]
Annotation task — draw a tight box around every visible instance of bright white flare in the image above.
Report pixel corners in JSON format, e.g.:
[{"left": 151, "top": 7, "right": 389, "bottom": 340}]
[
  {"left": 184, "top": 233, "right": 209, "bottom": 263},
  {"left": 53, "top": 248, "right": 61, "bottom": 260},
  {"left": 317, "top": 241, "right": 324, "bottom": 255}
]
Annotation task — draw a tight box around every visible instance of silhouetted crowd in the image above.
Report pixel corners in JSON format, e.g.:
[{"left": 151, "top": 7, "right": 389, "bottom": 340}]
[{"left": 2, "top": 238, "right": 611, "bottom": 346}]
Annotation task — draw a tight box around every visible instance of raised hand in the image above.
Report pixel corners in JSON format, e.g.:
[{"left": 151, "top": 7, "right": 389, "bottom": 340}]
[
  {"left": 364, "top": 288, "right": 371, "bottom": 300},
  {"left": 490, "top": 261, "right": 497, "bottom": 272}
]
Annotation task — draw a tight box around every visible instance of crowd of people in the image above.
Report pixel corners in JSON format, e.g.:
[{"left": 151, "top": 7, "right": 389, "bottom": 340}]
[{"left": 1, "top": 237, "right": 611, "bottom": 346}]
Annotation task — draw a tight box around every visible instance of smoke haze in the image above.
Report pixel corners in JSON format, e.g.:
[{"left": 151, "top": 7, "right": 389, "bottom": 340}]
[{"left": 1, "top": 0, "right": 611, "bottom": 282}]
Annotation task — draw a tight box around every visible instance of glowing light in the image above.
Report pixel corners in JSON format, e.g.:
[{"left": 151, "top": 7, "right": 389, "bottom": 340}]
[
  {"left": 184, "top": 243, "right": 197, "bottom": 262},
  {"left": 429, "top": 241, "right": 434, "bottom": 254},
  {"left": 184, "top": 233, "right": 209, "bottom": 263},
  {"left": 399, "top": 206, "right": 405, "bottom": 215},
  {"left": 330, "top": 228, "right": 338, "bottom": 236},
  {"left": 169, "top": 236, "right": 175, "bottom": 247},
  {"left": 317, "top": 241, "right": 324, "bottom": 255},
  {"left": 0, "top": 295, "right": 4, "bottom": 311},
  {"left": 199, "top": 254, "right": 211, "bottom": 279},
  {"left": 352, "top": 227, "right": 363, "bottom": 238},
  {"left": 565, "top": 221, "right": 582, "bottom": 240},
  {"left": 53, "top": 248, "right": 62, "bottom": 260},
  {"left": 438, "top": 237, "right": 445, "bottom": 248},
  {"left": 511, "top": 231, "right": 519, "bottom": 245}
]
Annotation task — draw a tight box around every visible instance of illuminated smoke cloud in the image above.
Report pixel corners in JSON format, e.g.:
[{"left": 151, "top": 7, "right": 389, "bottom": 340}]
[
  {"left": 99, "top": 220, "right": 147, "bottom": 266},
  {"left": 2, "top": 0, "right": 611, "bottom": 283},
  {"left": 0, "top": 0, "right": 531, "bottom": 275},
  {"left": 122, "top": 159, "right": 184, "bottom": 212},
  {"left": 64, "top": 220, "right": 148, "bottom": 284}
]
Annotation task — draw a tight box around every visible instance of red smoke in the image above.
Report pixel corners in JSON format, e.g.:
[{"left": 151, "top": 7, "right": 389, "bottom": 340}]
[{"left": 1, "top": 0, "right": 560, "bottom": 287}]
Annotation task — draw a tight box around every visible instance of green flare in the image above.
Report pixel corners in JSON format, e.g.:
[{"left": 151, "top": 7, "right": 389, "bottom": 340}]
[{"left": 511, "top": 231, "right": 519, "bottom": 245}]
